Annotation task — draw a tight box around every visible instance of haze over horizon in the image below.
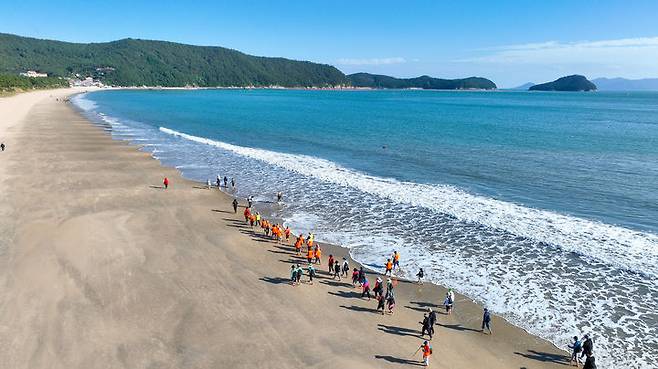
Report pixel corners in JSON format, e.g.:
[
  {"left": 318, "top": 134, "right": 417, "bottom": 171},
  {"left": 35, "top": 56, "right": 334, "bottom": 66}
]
[{"left": 2, "top": 0, "right": 658, "bottom": 87}]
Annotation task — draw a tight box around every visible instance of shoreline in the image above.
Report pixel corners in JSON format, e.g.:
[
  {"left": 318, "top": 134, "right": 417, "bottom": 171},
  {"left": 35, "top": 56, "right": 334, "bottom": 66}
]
[
  {"left": 1, "top": 88, "right": 569, "bottom": 368},
  {"left": 73, "top": 90, "right": 571, "bottom": 359}
]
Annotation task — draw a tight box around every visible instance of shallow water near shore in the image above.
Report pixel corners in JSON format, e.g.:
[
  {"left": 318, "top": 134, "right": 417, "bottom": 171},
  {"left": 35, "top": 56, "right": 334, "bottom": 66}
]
[{"left": 74, "top": 89, "right": 658, "bottom": 368}]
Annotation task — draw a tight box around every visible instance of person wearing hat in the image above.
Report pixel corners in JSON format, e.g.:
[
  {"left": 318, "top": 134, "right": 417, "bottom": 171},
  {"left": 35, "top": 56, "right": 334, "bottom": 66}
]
[
  {"left": 419, "top": 340, "right": 432, "bottom": 366},
  {"left": 427, "top": 308, "right": 437, "bottom": 336}
]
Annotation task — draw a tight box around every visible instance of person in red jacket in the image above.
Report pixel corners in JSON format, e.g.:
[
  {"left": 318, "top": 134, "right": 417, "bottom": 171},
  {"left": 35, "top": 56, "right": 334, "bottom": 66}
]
[{"left": 163, "top": 177, "right": 169, "bottom": 189}]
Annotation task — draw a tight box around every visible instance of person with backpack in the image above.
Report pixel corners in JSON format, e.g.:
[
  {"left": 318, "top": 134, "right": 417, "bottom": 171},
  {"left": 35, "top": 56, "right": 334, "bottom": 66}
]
[
  {"left": 307, "top": 264, "right": 316, "bottom": 285},
  {"left": 341, "top": 258, "right": 349, "bottom": 277},
  {"left": 418, "top": 340, "right": 432, "bottom": 366},
  {"left": 568, "top": 336, "right": 583, "bottom": 367},
  {"left": 481, "top": 308, "right": 492, "bottom": 334}
]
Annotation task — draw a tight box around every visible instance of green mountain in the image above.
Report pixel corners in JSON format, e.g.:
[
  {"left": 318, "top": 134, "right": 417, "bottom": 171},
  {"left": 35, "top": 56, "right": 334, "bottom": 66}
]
[
  {"left": 347, "top": 72, "right": 497, "bottom": 90},
  {"left": 0, "top": 33, "right": 347, "bottom": 87},
  {"left": 529, "top": 75, "right": 596, "bottom": 91}
]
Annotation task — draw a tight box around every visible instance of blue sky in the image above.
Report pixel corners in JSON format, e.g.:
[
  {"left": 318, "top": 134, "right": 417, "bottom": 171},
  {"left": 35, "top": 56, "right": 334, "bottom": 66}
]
[{"left": 2, "top": 0, "right": 658, "bottom": 87}]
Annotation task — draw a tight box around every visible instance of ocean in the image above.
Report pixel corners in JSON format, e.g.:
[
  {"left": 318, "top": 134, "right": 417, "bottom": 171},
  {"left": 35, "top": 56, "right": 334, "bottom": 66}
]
[{"left": 73, "top": 89, "right": 658, "bottom": 368}]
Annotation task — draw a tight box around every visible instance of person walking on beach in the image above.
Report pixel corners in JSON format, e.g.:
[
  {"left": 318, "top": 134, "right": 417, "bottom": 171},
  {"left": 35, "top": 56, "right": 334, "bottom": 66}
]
[
  {"left": 361, "top": 277, "right": 372, "bottom": 300},
  {"left": 307, "top": 248, "right": 314, "bottom": 264},
  {"left": 447, "top": 288, "right": 456, "bottom": 313},
  {"left": 358, "top": 267, "right": 365, "bottom": 286},
  {"left": 247, "top": 196, "right": 254, "bottom": 208},
  {"left": 328, "top": 255, "right": 335, "bottom": 274},
  {"left": 416, "top": 268, "right": 425, "bottom": 284},
  {"left": 418, "top": 340, "right": 432, "bottom": 366},
  {"left": 163, "top": 177, "right": 169, "bottom": 189},
  {"left": 421, "top": 314, "right": 433, "bottom": 340},
  {"left": 427, "top": 308, "right": 437, "bottom": 332},
  {"left": 351, "top": 268, "right": 359, "bottom": 286},
  {"left": 341, "top": 258, "right": 349, "bottom": 277},
  {"left": 580, "top": 334, "right": 593, "bottom": 361},
  {"left": 223, "top": 176, "right": 228, "bottom": 187},
  {"left": 373, "top": 277, "right": 383, "bottom": 298},
  {"left": 284, "top": 226, "right": 291, "bottom": 242},
  {"left": 583, "top": 352, "right": 596, "bottom": 369},
  {"left": 481, "top": 308, "right": 493, "bottom": 335},
  {"left": 307, "top": 264, "right": 316, "bottom": 285},
  {"left": 206, "top": 179, "right": 212, "bottom": 189},
  {"left": 294, "top": 235, "right": 303, "bottom": 256},
  {"left": 386, "top": 290, "right": 396, "bottom": 314},
  {"left": 385, "top": 258, "right": 393, "bottom": 276},
  {"left": 443, "top": 293, "right": 453, "bottom": 315},
  {"left": 314, "top": 245, "right": 322, "bottom": 265},
  {"left": 295, "top": 264, "right": 303, "bottom": 285},
  {"left": 333, "top": 259, "right": 341, "bottom": 280},
  {"left": 568, "top": 336, "right": 583, "bottom": 367},
  {"left": 386, "top": 278, "right": 394, "bottom": 297},
  {"left": 392, "top": 251, "right": 400, "bottom": 270},
  {"left": 0, "top": 143, "right": 5, "bottom": 151},
  {"left": 290, "top": 265, "right": 298, "bottom": 286},
  {"left": 216, "top": 175, "right": 221, "bottom": 188},
  {"left": 376, "top": 295, "right": 386, "bottom": 315},
  {"left": 232, "top": 198, "right": 238, "bottom": 213},
  {"left": 243, "top": 207, "right": 251, "bottom": 223}
]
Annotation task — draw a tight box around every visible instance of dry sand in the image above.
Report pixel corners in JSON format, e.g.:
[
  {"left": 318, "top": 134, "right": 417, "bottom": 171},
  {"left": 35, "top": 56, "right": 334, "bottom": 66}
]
[{"left": 0, "top": 88, "right": 569, "bottom": 369}]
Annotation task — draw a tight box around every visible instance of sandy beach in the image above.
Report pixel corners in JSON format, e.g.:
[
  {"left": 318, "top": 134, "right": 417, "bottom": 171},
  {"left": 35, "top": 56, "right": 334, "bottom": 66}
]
[{"left": 0, "top": 88, "right": 569, "bottom": 369}]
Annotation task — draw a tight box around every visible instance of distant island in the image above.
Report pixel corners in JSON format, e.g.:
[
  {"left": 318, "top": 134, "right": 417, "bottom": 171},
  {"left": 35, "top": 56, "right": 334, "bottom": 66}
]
[
  {"left": 348, "top": 72, "right": 496, "bottom": 90},
  {"left": 529, "top": 75, "right": 596, "bottom": 91},
  {"left": 0, "top": 33, "right": 497, "bottom": 90},
  {"left": 592, "top": 77, "right": 658, "bottom": 91}
]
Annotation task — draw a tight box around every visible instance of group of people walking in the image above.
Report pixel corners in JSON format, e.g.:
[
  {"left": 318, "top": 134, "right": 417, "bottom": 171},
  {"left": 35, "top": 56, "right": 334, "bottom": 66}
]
[{"left": 229, "top": 191, "right": 595, "bottom": 367}]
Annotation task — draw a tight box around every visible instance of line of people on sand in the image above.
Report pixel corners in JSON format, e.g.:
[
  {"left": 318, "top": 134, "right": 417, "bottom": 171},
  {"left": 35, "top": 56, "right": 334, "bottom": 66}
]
[{"left": 230, "top": 192, "right": 597, "bottom": 367}]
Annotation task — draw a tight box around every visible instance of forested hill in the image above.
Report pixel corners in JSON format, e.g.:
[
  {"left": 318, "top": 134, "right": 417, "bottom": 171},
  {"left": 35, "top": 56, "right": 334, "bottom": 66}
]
[
  {"left": 529, "top": 75, "right": 596, "bottom": 91},
  {"left": 0, "top": 33, "right": 347, "bottom": 87},
  {"left": 347, "top": 72, "right": 497, "bottom": 90}
]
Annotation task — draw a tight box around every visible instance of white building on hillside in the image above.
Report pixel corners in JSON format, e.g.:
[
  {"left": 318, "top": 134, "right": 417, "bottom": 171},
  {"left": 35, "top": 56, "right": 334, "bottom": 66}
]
[{"left": 20, "top": 70, "right": 48, "bottom": 78}]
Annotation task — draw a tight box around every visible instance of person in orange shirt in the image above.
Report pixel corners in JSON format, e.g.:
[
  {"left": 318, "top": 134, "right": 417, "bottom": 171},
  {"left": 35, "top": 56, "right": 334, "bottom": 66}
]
[
  {"left": 385, "top": 258, "right": 393, "bottom": 276},
  {"left": 392, "top": 251, "right": 400, "bottom": 270},
  {"left": 249, "top": 214, "right": 255, "bottom": 227},
  {"left": 294, "top": 236, "right": 303, "bottom": 256},
  {"left": 243, "top": 207, "right": 251, "bottom": 223},
  {"left": 284, "top": 226, "right": 291, "bottom": 242},
  {"left": 419, "top": 340, "right": 432, "bottom": 366},
  {"left": 314, "top": 245, "right": 322, "bottom": 265},
  {"left": 307, "top": 248, "right": 314, "bottom": 264}
]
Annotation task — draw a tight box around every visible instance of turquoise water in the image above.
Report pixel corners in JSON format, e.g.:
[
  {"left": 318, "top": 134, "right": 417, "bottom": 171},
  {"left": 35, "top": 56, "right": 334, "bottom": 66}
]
[{"left": 74, "top": 89, "right": 658, "bottom": 368}]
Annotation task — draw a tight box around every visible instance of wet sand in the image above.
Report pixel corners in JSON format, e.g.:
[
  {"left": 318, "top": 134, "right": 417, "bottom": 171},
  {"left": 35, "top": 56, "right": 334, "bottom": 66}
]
[{"left": 0, "top": 88, "right": 569, "bottom": 368}]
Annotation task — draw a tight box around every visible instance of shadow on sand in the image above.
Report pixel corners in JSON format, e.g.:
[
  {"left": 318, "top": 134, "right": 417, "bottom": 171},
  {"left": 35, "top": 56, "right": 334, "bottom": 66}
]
[
  {"left": 374, "top": 355, "right": 424, "bottom": 366},
  {"left": 514, "top": 350, "right": 570, "bottom": 366},
  {"left": 377, "top": 324, "right": 422, "bottom": 338},
  {"left": 259, "top": 276, "right": 291, "bottom": 285}
]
